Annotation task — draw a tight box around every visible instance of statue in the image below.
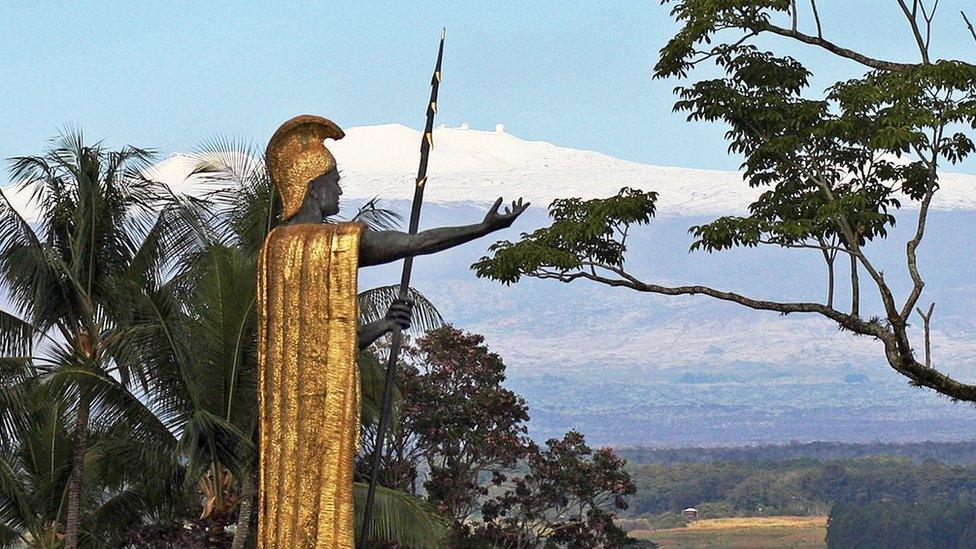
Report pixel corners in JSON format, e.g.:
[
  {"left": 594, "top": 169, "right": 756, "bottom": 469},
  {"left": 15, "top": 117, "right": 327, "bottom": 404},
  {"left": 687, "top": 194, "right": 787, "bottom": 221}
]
[{"left": 256, "top": 114, "right": 528, "bottom": 547}]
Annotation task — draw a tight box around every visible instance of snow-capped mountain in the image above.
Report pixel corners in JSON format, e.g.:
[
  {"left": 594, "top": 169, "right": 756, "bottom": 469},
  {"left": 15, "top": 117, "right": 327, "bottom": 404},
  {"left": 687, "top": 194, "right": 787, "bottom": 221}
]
[
  {"left": 333, "top": 123, "right": 976, "bottom": 214},
  {"left": 6, "top": 123, "right": 976, "bottom": 218},
  {"left": 4, "top": 123, "right": 976, "bottom": 446}
]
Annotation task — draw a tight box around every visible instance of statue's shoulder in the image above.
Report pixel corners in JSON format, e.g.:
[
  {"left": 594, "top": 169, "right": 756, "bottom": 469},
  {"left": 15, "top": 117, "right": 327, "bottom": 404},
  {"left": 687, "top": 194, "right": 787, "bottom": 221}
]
[
  {"left": 334, "top": 221, "right": 365, "bottom": 237},
  {"left": 263, "top": 222, "right": 365, "bottom": 248}
]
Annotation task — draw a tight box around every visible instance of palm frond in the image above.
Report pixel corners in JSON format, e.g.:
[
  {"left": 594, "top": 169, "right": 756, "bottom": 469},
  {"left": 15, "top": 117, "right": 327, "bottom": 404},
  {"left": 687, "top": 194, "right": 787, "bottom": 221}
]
[
  {"left": 0, "top": 309, "right": 35, "bottom": 356},
  {"left": 81, "top": 368, "right": 178, "bottom": 453},
  {"left": 192, "top": 136, "right": 263, "bottom": 188},
  {"left": 348, "top": 198, "right": 404, "bottom": 231},
  {"left": 180, "top": 409, "right": 254, "bottom": 482},
  {"left": 354, "top": 482, "right": 450, "bottom": 548},
  {"left": 187, "top": 141, "right": 280, "bottom": 253},
  {"left": 0, "top": 522, "right": 27, "bottom": 547},
  {"left": 111, "top": 280, "right": 196, "bottom": 420},
  {"left": 0, "top": 185, "right": 70, "bottom": 324},
  {"left": 0, "top": 357, "right": 32, "bottom": 379},
  {"left": 358, "top": 285, "right": 445, "bottom": 337},
  {"left": 82, "top": 488, "right": 148, "bottom": 540},
  {"left": 120, "top": 192, "right": 214, "bottom": 297},
  {"left": 358, "top": 352, "right": 400, "bottom": 428},
  {"left": 0, "top": 451, "right": 32, "bottom": 535}
]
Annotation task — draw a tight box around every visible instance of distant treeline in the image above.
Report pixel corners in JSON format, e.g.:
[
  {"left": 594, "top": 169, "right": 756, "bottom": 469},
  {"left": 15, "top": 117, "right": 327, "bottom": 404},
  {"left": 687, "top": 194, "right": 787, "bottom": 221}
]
[
  {"left": 828, "top": 500, "right": 976, "bottom": 549},
  {"left": 616, "top": 440, "right": 976, "bottom": 465},
  {"left": 624, "top": 456, "right": 976, "bottom": 520}
]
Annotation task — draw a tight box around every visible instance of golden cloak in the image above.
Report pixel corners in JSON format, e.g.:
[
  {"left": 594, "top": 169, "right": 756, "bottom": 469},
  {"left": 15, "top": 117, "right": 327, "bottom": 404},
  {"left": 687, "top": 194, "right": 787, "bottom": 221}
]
[{"left": 257, "top": 221, "right": 363, "bottom": 548}]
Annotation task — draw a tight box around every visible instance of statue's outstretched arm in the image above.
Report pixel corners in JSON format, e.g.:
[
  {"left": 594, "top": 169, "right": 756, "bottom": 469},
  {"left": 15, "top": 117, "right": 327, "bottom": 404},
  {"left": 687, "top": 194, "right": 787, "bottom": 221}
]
[{"left": 359, "top": 197, "right": 529, "bottom": 267}]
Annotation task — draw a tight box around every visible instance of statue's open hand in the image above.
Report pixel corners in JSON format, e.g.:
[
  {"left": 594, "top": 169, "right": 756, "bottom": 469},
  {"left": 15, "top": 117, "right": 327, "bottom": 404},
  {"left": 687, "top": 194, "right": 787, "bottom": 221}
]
[
  {"left": 484, "top": 197, "right": 530, "bottom": 230},
  {"left": 384, "top": 298, "right": 414, "bottom": 331}
]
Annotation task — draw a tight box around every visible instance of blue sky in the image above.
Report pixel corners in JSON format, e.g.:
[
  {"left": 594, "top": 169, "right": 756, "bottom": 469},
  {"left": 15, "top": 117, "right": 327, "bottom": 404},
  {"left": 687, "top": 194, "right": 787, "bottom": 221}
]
[{"left": 2, "top": 1, "right": 975, "bottom": 174}]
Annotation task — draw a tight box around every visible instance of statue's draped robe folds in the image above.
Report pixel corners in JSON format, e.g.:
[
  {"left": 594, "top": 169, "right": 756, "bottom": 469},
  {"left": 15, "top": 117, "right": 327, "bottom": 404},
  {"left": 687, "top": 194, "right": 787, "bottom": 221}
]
[{"left": 257, "top": 222, "right": 363, "bottom": 548}]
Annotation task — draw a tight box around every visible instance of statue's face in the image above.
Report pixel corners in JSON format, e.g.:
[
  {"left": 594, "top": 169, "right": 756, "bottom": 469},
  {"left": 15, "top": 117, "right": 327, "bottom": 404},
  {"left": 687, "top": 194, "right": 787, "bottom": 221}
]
[{"left": 307, "top": 167, "right": 342, "bottom": 217}]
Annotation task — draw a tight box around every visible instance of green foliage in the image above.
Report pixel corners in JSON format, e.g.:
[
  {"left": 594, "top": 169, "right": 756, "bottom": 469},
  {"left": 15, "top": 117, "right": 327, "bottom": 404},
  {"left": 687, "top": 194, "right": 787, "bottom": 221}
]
[
  {"left": 0, "top": 374, "right": 187, "bottom": 547},
  {"left": 655, "top": 2, "right": 976, "bottom": 256},
  {"left": 353, "top": 482, "right": 451, "bottom": 549},
  {"left": 655, "top": 1, "right": 790, "bottom": 80},
  {"left": 673, "top": 51, "right": 959, "bottom": 252},
  {"left": 624, "top": 454, "right": 976, "bottom": 524},
  {"left": 403, "top": 327, "right": 531, "bottom": 526},
  {"left": 473, "top": 188, "right": 657, "bottom": 284},
  {"left": 363, "top": 327, "right": 637, "bottom": 548}
]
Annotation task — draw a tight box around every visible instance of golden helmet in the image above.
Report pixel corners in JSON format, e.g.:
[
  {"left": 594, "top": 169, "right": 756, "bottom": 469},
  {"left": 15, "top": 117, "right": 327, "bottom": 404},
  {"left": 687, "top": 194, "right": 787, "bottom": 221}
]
[{"left": 265, "top": 115, "right": 345, "bottom": 220}]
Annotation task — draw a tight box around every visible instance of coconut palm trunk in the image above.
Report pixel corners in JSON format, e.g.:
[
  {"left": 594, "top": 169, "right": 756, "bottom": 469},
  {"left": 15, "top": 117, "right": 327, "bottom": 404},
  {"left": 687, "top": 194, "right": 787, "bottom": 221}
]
[
  {"left": 63, "top": 390, "right": 91, "bottom": 548},
  {"left": 231, "top": 471, "right": 257, "bottom": 549}
]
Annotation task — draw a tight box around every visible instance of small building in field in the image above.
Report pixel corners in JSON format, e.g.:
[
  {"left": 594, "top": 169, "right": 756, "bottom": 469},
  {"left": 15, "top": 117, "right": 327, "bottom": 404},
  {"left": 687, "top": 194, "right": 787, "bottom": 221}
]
[{"left": 682, "top": 507, "right": 700, "bottom": 519}]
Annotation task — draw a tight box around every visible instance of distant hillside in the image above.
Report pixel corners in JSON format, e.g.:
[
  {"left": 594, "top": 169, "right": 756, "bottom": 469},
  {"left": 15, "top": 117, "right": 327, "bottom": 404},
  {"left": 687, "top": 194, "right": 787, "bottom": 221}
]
[{"left": 616, "top": 440, "right": 976, "bottom": 465}]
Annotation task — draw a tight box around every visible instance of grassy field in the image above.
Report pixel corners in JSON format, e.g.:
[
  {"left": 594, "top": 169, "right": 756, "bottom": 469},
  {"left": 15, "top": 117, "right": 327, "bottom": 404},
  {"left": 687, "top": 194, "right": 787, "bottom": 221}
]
[{"left": 632, "top": 516, "right": 828, "bottom": 548}]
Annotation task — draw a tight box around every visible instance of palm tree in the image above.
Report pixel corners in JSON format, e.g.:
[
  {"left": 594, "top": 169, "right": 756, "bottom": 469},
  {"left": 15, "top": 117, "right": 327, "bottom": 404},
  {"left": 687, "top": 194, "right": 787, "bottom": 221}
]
[
  {"left": 0, "top": 131, "right": 192, "bottom": 547},
  {"left": 0, "top": 375, "right": 187, "bottom": 547}
]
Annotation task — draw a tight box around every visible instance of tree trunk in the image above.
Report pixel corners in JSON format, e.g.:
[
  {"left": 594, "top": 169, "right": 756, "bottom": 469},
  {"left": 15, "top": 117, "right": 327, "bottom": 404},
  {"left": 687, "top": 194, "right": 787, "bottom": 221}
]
[
  {"left": 64, "top": 391, "right": 91, "bottom": 549},
  {"left": 231, "top": 471, "right": 257, "bottom": 549}
]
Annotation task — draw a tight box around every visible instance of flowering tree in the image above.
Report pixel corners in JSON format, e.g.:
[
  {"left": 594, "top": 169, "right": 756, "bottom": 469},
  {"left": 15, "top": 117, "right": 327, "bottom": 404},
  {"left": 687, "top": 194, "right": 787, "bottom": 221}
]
[
  {"left": 402, "top": 327, "right": 531, "bottom": 526},
  {"left": 475, "top": 431, "right": 637, "bottom": 548}
]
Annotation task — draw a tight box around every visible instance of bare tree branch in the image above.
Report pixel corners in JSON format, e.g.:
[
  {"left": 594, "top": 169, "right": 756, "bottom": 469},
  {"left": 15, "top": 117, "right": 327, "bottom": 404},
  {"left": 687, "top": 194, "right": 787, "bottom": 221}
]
[
  {"left": 900, "top": 129, "right": 941, "bottom": 321},
  {"left": 916, "top": 303, "right": 935, "bottom": 368},
  {"left": 850, "top": 253, "right": 860, "bottom": 318},
  {"left": 568, "top": 262, "right": 882, "bottom": 337},
  {"left": 875, "top": 323, "right": 976, "bottom": 402},
  {"left": 760, "top": 23, "right": 917, "bottom": 71},
  {"left": 809, "top": 0, "right": 824, "bottom": 38},
  {"left": 816, "top": 236, "right": 835, "bottom": 308},
  {"left": 897, "top": 0, "right": 932, "bottom": 63},
  {"left": 920, "top": 0, "right": 940, "bottom": 51},
  {"left": 963, "top": 11, "right": 976, "bottom": 44},
  {"left": 900, "top": 189, "right": 935, "bottom": 320}
]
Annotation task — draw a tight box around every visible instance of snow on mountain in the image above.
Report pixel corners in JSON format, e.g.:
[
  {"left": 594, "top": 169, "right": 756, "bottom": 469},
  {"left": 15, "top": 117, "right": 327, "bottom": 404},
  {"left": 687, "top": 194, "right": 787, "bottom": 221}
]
[
  {"left": 330, "top": 124, "right": 758, "bottom": 215},
  {"left": 5, "top": 123, "right": 976, "bottom": 219},
  {"left": 331, "top": 123, "right": 976, "bottom": 215}
]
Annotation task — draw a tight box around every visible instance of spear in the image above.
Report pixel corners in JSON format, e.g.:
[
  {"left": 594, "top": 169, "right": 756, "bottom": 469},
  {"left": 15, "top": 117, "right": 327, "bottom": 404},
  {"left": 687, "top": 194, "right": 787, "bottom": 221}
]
[{"left": 360, "top": 28, "right": 446, "bottom": 546}]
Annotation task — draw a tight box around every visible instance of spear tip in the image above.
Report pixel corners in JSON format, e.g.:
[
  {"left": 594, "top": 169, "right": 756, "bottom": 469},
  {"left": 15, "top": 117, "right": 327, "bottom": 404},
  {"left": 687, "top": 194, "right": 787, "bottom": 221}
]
[{"left": 441, "top": 27, "right": 447, "bottom": 40}]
